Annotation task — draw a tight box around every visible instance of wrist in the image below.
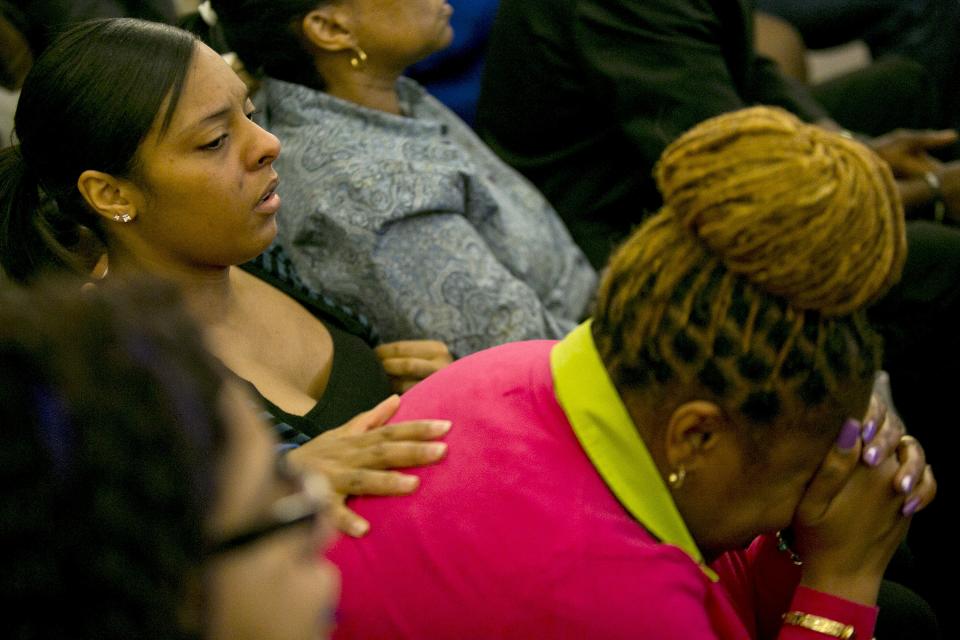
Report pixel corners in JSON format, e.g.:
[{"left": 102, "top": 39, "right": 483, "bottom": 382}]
[
  {"left": 788, "top": 586, "right": 879, "bottom": 640},
  {"left": 799, "top": 570, "right": 882, "bottom": 606}
]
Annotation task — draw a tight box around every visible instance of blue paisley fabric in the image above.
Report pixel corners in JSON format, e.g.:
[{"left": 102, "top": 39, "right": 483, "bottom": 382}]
[{"left": 264, "top": 76, "right": 597, "bottom": 357}]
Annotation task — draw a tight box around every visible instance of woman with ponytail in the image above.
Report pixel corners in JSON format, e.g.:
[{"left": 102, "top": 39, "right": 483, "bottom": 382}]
[
  {"left": 0, "top": 18, "right": 451, "bottom": 539},
  {"left": 325, "top": 107, "right": 936, "bottom": 639}
]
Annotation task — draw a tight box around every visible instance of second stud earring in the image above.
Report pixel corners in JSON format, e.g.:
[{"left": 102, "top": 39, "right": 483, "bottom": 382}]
[{"left": 350, "top": 47, "right": 368, "bottom": 70}]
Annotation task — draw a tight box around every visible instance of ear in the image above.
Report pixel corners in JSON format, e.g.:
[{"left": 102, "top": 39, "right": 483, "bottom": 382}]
[
  {"left": 76, "top": 170, "right": 141, "bottom": 224},
  {"left": 301, "top": 6, "right": 356, "bottom": 54},
  {"left": 663, "top": 400, "right": 730, "bottom": 471}
]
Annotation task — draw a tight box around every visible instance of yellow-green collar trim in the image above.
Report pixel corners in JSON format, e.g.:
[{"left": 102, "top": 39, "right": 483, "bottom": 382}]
[{"left": 551, "top": 321, "right": 717, "bottom": 581}]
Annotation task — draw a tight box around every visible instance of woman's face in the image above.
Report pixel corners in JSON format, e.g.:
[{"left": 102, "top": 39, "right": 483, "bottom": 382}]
[
  {"left": 204, "top": 383, "right": 340, "bottom": 640},
  {"left": 349, "top": 0, "right": 454, "bottom": 68},
  {"left": 124, "top": 42, "right": 282, "bottom": 271},
  {"left": 676, "top": 423, "right": 834, "bottom": 560}
]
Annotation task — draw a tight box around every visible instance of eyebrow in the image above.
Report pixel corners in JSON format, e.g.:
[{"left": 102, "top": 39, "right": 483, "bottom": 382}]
[{"left": 178, "top": 84, "right": 252, "bottom": 138}]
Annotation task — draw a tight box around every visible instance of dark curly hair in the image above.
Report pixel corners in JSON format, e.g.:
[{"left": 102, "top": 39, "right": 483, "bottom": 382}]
[{"left": 0, "top": 276, "right": 228, "bottom": 639}]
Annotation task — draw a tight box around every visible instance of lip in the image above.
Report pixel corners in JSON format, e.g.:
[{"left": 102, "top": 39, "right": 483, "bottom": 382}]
[{"left": 255, "top": 176, "right": 281, "bottom": 214}]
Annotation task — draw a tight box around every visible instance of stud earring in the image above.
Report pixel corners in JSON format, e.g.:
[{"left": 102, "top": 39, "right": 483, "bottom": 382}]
[
  {"left": 113, "top": 212, "right": 133, "bottom": 223},
  {"left": 349, "top": 46, "right": 368, "bottom": 70},
  {"left": 667, "top": 465, "right": 686, "bottom": 490}
]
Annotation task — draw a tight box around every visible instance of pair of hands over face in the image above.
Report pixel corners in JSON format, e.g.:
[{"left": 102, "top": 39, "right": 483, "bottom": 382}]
[
  {"left": 791, "top": 373, "right": 936, "bottom": 605},
  {"left": 289, "top": 340, "right": 453, "bottom": 537}
]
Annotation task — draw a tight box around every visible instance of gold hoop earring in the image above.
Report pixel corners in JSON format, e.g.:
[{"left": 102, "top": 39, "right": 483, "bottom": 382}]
[
  {"left": 349, "top": 46, "right": 368, "bottom": 70},
  {"left": 667, "top": 465, "right": 686, "bottom": 490}
]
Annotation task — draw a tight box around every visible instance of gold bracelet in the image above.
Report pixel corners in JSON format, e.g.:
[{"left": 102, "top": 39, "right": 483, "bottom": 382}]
[{"left": 782, "top": 611, "right": 855, "bottom": 639}]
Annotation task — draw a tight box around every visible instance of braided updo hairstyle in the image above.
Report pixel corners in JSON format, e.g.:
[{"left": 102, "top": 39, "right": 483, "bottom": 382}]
[
  {"left": 0, "top": 277, "right": 228, "bottom": 639},
  {"left": 594, "top": 106, "right": 906, "bottom": 444}
]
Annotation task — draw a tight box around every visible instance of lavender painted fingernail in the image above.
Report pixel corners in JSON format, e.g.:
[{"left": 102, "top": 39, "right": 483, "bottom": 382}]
[
  {"left": 902, "top": 497, "right": 921, "bottom": 516},
  {"left": 836, "top": 419, "right": 860, "bottom": 451},
  {"left": 862, "top": 419, "right": 878, "bottom": 443},
  {"left": 900, "top": 475, "right": 914, "bottom": 494},
  {"left": 864, "top": 446, "right": 880, "bottom": 466}
]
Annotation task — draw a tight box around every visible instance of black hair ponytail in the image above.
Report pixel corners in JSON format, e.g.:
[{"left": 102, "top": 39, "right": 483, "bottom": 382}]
[{"left": 0, "top": 145, "right": 85, "bottom": 282}]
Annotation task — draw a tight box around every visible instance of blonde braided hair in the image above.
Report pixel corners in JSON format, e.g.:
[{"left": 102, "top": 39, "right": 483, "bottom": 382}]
[{"left": 594, "top": 106, "right": 904, "bottom": 430}]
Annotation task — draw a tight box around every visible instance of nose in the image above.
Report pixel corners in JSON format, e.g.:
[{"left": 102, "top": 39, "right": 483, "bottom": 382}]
[{"left": 251, "top": 122, "right": 281, "bottom": 168}]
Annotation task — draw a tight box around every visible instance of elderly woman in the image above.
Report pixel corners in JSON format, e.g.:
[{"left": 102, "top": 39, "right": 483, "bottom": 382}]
[
  {"left": 191, "top": 0, "right": 597, "bottom": 357},
  {"left": 0, "top": 18, "right": 451, "bottom": 538},
  {"left": 326, "top": 107, "right": 935, "bottom": 638},
  {"left": 0, "top": 277, "right": 339, "bottom": 639}
]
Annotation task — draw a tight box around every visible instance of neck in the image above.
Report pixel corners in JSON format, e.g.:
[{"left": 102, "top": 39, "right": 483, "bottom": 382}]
[
  {"left": 107, "top": 246, "right": 237, "bottom": 326},
  {"left": 315, "top": 56, "right": 405, "bottom": 115},
  {"left": 621, "top": 390, "right": 672, "bottom": 480}
]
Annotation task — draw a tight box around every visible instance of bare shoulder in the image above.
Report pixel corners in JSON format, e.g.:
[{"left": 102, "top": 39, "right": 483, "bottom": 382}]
[{"left": 218, "top": 268, "right": 335, "bottom": 413}]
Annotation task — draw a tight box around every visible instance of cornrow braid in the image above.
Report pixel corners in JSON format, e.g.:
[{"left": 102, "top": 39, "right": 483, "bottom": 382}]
[{"left": 594, "top": 106, "right": 903, "bottom": 436}]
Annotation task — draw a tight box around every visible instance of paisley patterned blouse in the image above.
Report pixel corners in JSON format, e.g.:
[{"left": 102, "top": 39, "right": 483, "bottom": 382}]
[{"left": 263, "top": 76, "right": 597, "bottom": 357}]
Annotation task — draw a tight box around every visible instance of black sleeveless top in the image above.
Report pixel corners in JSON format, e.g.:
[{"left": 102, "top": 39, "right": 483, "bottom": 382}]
[{"left": 240, "top": 244, "right": 392, "bottom": 442}]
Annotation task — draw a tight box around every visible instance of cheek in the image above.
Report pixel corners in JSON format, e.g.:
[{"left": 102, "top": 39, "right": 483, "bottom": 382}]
[
  {"left": 145, "top": 159, "right": 235, "bottom": 212},
  {"left": 207, "top": 543, "right": 336, "bottom": 640},
  {"left": 756, "top": 475, "right": 810, "bottom": 530},
  {"left": 721, "top": 465, "right": 801, "bottom": 533},
  {"left": 765, "top": 496, "right": 802, "bottom": 531}
]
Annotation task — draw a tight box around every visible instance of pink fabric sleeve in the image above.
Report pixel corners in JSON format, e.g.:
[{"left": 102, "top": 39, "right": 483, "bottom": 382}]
[
  {"left": 564, "top": 543, "right": 744, "bottom": 639},
  {"left": 778, "top": 587, "right": 878, "bottom": 640},
  {"left": 558, "top": 533, "right": 875, "bottom": 639},
  {"left": 714, "top": 535, "right": 878, "bottom": 639},
  {"left": 709, "top": 535, "right": 800, "bottom": 636}
]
